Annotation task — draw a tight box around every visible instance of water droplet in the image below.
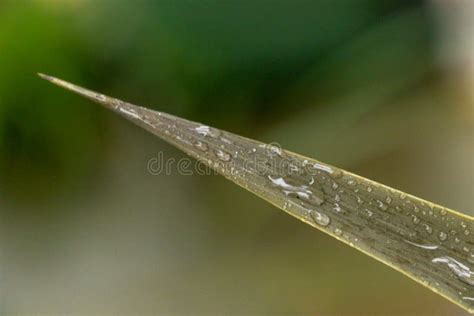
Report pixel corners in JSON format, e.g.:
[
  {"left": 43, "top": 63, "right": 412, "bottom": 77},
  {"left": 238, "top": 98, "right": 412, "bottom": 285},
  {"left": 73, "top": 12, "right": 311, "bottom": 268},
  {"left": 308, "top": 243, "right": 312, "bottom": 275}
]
[
  {"left": 461, "top": 222, "right": 467, "bottom": 229},
  {"left": 310, "top": 211, "right": 331, "bottom": 227},
  {"left": 440, "top": 209, "right": 447, "bottom": 216},
  {"left": 333, "top": 203, "right": 342, "bottom": 213},
  {"left": 334, "top": 228, "right": 342, "bottom": 236},
  {"left": 385, "top": 196, "right": 392, "bottom": 204},
  {"left": 356, "top": 196, "right": 363, "bottom": 204},
  {"left": 195, "top": 125, "right": 211, "bottom": 136},
  {"left": 313, "top": 163, "right": 334, "bottom": 175},
  {"left": 400, "top": 193, "right": 407, "bottom": 200},
  {"left": 439, "top": 231, "right": 448, "bottom": 241},
  {"left": 404, "top": 239, "right": 438, "bottom": 250},
  {"left": 335, "top": 194, "right": 341, "bottom": 202},
  {"left": 220, "top": 137, "right": 232, "bottom": 144},
  {"left": 331, "top": 169, "right": 343, "bottom": 178},
  {"left": 412, "top": 216, "right": 420, "bottom": 224},
  {"left": 194, "top": 140, "right": 209, "bottom": 152},
  {"left": 214, "top": 149, "right": 231, "bottom": 162},
  {"left": 332, "top": 182, "right": 339, "bottom": 190},
  {"left": 465, "top": 230, "right": 470, "bottom": 236},
  {"left": 425, "top": 224, "right": 433, "bottom": 235},
  {"left": 268, "top": 176, "right": 324, "bottom": 206},
  {"left": 432, "top": 256, "right": 474, "bottom": 286},
  {"left": 367, "top": 186, "right": 373, "bottom": 193},
  {"left": 455, "top": 237, "right": 461, "bottom": 243},
  {"left": 377, "top": 200, "right": 388, "bottom": 211},
  {"left": 268, "top": 143, "right": 282, "bottom": 156},
  {"left": 463, "top": 246, "right": 470, "bottom": 252},
  {"left": 195, "top": 125, "right": 220, "bottom": 138}
]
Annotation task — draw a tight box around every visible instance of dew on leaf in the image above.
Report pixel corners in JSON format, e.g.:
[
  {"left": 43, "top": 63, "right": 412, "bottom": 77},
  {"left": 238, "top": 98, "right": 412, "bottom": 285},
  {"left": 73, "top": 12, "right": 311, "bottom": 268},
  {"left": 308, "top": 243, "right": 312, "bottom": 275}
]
[
  {"left": 39, "top": 74, "right": 474, "bottom": 313},
  {"left": 310, "top": 211, "right": 331, "bottom": 227}
]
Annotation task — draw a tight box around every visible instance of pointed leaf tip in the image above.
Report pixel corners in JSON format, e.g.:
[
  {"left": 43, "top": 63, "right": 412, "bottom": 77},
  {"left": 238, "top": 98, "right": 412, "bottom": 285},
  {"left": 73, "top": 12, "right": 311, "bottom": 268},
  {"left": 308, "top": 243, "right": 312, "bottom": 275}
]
[
  {"left": 37, "top": 73, "right": 114, "bottom": 108},
  {"left": 37, "top": 73, "right": 54, "bottom": 82}
]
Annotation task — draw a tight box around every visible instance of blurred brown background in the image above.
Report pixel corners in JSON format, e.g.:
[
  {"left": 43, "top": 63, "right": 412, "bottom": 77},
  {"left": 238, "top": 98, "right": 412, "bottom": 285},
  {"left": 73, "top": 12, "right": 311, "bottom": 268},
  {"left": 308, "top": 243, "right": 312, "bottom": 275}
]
[{"left": 0, "top": 1, "right": 473, "bottom": 315}]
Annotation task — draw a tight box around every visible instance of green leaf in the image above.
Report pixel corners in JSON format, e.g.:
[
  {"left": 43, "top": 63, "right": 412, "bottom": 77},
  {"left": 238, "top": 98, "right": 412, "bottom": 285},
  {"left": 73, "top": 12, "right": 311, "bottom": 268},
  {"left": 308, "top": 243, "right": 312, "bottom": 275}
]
[{"left": 39, "top": 73, "right": 474, "bottom": 313}]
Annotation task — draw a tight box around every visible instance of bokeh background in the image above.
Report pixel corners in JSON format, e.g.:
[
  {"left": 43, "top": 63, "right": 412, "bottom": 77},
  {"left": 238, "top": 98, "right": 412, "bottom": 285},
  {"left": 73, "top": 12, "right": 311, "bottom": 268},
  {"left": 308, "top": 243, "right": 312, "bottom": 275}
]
[{"left": 1, "top": 1, "right": 473, "bottom": 315}]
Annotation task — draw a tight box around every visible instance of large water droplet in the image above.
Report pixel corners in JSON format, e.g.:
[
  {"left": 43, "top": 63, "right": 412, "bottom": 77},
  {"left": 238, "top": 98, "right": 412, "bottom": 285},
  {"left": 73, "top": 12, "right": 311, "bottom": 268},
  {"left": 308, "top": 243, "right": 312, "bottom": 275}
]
[
  {"left": 432, "top": 256, "right": 474, "bottom": 286},
  {"left": 268, "top": 176, "right": 324, "bottom": 206},
  {"left": 310, "top": 211, "right": 331, "bottom": 227}
]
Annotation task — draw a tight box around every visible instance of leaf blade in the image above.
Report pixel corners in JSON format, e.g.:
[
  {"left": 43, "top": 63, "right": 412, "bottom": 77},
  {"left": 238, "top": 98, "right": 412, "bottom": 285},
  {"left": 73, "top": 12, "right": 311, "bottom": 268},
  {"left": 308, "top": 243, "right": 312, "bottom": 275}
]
[{"left": 39, "top": 73, "right": 474, "bottom": 313}]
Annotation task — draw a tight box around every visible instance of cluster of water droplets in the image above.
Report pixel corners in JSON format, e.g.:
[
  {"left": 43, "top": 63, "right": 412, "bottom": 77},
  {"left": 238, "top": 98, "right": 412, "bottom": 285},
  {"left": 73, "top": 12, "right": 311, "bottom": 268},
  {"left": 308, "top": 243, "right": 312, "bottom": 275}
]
[
  {"left": 41, "top": 74, "right": 474, "bottom": 312},
  {"left": 110, "top": 96, "right": 474, "bottom": 310},
  {"left": 119, "top": 103, "right": 474, "bottom": 306}
]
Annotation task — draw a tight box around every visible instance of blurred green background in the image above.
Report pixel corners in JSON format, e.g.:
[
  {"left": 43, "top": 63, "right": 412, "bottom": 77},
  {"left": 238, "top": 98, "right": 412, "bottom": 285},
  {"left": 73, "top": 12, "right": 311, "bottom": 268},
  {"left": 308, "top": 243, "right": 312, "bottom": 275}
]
[{"left": 1, "top": 1, "right": 473, "bottom": 315}]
